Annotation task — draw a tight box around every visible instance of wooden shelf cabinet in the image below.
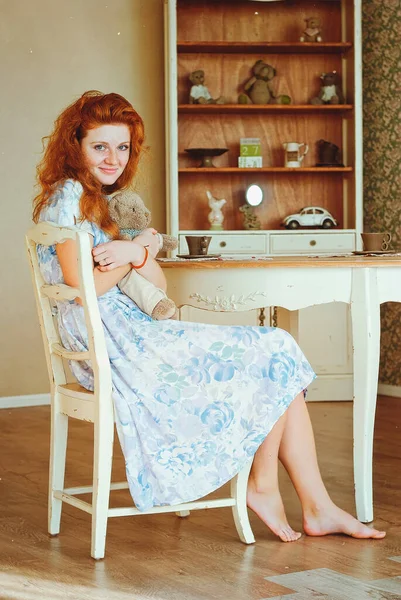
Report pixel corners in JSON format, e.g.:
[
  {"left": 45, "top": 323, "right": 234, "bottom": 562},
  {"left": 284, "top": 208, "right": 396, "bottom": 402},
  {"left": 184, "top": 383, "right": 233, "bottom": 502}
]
[{"left": 165, "top": 0, "right": 362, "bottom": 237}]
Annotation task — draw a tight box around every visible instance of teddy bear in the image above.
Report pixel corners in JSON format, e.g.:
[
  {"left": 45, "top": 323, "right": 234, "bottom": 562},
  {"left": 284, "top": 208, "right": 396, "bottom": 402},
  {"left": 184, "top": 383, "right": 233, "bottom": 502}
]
[
  {"left": 108, "top": 190, "right": 178, "bottom": 320},
  {"left": 300, "top": 17, "right": 323, "bottom": 43},
  {"left": 238, "top": 60, "right": 291, "bottom": 105},
  {"left": 310, "top": 71, "right": 344, "bottom": 105},
  {"left": 239, "top": 205, "right": 262, "bottom": 230},
  {"left": 189, "top": 70, "right": 225, "bottom": 104}
]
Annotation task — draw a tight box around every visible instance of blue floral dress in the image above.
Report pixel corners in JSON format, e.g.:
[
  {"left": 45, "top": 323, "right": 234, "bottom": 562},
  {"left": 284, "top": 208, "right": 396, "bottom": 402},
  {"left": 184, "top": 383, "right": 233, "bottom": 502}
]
[{"left": 37, "top": 179, "right": 316, "bottom": 511}]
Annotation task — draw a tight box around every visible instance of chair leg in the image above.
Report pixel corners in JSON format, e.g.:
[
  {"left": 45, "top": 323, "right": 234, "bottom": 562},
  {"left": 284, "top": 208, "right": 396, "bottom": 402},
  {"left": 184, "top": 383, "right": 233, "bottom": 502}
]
[
  {"left": 91, "top": 419, "right": 114, "bottom": 560},
  {"left": 48, "top": 409, "right": 68, "bottom": 536},
  {"left": 230, "top": 459, "right": 255, "bottom": 544}
]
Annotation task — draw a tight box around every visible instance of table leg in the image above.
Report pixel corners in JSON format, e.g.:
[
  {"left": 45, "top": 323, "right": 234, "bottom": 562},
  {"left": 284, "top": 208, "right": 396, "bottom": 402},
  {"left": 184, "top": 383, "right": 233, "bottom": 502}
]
[{"left": 351, "top": 269, "right": 380, "bottom": 523}]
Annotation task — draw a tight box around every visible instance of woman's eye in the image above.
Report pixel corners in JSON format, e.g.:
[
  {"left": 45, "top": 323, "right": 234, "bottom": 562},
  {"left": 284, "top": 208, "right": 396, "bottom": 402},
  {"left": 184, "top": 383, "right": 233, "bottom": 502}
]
[
  {"left": 94, "top": 144, "right": 106, "bottom": 151},
  {"left": 118, "top": 144, "right": 130, "bottom": 151}
]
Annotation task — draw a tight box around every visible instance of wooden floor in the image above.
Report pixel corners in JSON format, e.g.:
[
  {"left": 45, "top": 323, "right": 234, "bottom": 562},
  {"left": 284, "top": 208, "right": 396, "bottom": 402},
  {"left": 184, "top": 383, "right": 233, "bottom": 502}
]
[{"left": 0, "top": 397, "right": 400, "bottom": 600}]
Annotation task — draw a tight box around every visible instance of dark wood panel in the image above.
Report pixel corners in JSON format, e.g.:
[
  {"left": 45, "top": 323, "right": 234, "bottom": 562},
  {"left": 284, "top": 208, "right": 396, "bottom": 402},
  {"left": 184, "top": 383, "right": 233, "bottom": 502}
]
[
  {"left": 177, "top": 0, "right": 342, "bottom": 43},
  {"left": 176, "top": 1, "right": 356, "bottom": 238},
  {"left": 178, "top": 54, "right": 346, "bottom": 105},
  {"left": 178, "top": 113, "right": 345, "bottom": 168},
  {"left": 178, "top": 172, "right": 344, "bottom": 231},
  {"left": 178, "top": 109, "right": 349, "bottom": 230}
]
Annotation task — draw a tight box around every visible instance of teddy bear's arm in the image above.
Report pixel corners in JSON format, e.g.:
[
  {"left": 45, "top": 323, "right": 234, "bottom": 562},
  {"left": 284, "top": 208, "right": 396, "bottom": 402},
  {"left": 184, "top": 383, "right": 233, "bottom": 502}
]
[
  {"left": 244, "top": 76, "right": 257, "bottom": 91},
  {"left": 161, "top": 233, "right": 178, "bottom": 252},
  {"left": 336, "top": 86, "right": 345, "bottom": 102}
]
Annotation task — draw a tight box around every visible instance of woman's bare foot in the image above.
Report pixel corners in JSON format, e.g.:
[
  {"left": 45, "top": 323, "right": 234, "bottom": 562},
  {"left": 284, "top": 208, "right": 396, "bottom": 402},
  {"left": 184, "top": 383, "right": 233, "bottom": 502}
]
[
  {"left": 247, "top": 480, "right": 302, "bottom": 542},
  {"left": 303, "top": 503, "right": 386, "bottom": 539}
]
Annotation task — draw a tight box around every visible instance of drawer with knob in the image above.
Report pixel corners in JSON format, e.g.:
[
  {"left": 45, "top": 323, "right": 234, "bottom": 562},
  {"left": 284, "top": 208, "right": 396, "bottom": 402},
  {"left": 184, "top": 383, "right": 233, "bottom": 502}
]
[
  {"left": 270, "top": 233, "right": 355, "bottom": 255},
  {"left": 179, "top": 234, "right": 267, "bottom": 255}
]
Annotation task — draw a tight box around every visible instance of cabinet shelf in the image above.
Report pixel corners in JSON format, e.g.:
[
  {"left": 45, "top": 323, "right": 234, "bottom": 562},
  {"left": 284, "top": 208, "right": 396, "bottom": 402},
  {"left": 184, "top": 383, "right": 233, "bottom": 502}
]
[
  {"left": 178, "top": 104, "right": 353, "bottom": 114},
  {"left": 179, "top": 167, "right": 353, "bottom": 174},
  {"left": 177, "top": 41, "right": 353, "bottom": 55}
]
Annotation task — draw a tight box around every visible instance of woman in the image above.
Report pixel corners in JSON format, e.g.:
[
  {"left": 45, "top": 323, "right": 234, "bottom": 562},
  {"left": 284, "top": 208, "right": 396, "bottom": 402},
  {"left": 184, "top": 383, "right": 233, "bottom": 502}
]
[{"left": 33, "top": 91, "right": 385, "bottom": 542}]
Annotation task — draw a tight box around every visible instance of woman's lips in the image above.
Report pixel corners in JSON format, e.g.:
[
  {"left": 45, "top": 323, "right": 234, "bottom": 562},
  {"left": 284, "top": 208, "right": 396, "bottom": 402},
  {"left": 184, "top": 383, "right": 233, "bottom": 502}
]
[{"left": 99, "top": 167, "right": 118, "bottom": 174}]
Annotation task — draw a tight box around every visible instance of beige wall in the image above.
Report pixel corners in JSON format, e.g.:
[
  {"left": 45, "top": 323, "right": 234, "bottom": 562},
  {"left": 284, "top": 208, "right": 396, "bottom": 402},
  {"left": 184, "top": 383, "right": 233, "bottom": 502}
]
[{"left": 0, "top": 0, "right": 166, "bottom": 397}]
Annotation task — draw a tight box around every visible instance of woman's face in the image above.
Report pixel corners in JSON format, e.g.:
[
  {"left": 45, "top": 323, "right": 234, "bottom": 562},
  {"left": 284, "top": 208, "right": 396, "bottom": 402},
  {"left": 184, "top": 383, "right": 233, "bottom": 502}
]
[{"left": 80, "top": 124, "right": 131, "bottom": 185}]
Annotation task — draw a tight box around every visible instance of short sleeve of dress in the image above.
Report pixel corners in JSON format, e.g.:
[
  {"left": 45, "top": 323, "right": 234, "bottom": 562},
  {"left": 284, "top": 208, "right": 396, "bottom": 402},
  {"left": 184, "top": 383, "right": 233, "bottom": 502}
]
[
  {"left": 39, "top": 179, "right": 94, "bottom": 236},
  {"left": 37, "top": 179, "right": 95, "bottom": 285}
]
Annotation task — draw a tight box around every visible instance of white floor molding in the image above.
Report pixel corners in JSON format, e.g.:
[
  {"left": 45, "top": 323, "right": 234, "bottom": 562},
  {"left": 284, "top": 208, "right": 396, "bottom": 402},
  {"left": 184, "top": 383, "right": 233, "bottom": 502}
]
[
  {"left": 378, "top": 383, "right": 401, "bottom": 398},
  {"left": 0, "top": 393, "right": 50, "bottom": 409}
]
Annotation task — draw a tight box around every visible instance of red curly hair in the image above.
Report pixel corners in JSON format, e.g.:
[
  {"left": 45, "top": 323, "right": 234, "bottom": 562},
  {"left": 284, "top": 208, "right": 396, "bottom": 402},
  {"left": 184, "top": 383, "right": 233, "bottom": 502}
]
[{"left": 33, "top": 90, "right": 145, "bottom": 239}]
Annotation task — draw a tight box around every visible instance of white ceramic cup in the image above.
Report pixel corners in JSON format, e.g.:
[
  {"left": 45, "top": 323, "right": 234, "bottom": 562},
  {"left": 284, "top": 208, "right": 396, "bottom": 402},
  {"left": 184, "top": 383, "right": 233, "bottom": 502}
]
[{"left": 283, "top": 142, "right": 309, "bottom": 168}]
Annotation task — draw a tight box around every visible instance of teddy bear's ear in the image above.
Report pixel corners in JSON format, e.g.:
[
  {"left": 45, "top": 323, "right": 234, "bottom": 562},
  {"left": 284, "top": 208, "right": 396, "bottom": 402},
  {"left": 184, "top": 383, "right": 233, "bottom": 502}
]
[
  {"left": 108, "top": 195, "right": 127, "bottom": 221},
  {"left": 253, "top": 60, "right": 265, "bottom": 75},
  {"left": 190, "top": 70, "right": 202, "bottom": 83},
  {"left": 108, "top": 195, "right": 119, "bottom": 216}
]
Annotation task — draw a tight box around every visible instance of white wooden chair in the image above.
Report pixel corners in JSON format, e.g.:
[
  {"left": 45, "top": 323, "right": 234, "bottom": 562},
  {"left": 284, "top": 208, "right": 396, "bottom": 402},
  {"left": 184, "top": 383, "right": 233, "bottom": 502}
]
[{"left": 25, "top": 222, "right": 255, "bottom": 560}]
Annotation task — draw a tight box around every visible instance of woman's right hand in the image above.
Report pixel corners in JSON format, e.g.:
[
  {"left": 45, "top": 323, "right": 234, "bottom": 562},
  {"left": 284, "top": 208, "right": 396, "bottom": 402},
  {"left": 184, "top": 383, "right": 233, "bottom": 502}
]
[{"left": 134, "top": 228, "right": 160, "bottom": 258}]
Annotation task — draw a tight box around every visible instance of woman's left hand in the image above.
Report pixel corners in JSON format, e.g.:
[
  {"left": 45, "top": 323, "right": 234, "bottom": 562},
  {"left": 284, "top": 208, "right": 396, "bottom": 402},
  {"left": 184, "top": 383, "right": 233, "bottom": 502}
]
[{"left": 93, "top": 240, "right": 142, "bottom": 271}]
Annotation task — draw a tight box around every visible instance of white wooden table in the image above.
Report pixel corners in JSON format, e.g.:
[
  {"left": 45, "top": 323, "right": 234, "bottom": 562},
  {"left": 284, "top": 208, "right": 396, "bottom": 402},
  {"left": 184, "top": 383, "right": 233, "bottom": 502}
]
[{"left": 161, "top": 255, "right": 401, "bottom": 523}]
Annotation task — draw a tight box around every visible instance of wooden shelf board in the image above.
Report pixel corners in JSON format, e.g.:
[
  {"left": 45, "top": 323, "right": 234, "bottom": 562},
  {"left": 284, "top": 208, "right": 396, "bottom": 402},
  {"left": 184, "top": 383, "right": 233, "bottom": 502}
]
[
  {"left": 177, "top": 42, "right": 352, "bottom": 54},
  {"left": 178, "top": 104, "right": 353, "bottom": 114},
  {"left": 179, "top": 167, "right": 353, "bottom": 174}
]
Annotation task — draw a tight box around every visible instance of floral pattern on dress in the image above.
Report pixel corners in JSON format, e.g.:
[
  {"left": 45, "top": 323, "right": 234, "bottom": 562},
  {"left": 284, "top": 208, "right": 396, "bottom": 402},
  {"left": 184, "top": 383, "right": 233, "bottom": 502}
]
[{"left": 37, "top": 179, "right": 316, "bottom": 511}]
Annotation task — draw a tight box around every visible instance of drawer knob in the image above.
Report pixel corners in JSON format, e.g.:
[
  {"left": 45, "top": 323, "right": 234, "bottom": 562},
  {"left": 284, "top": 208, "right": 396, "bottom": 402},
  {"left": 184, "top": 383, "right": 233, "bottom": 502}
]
[
  {"left": 220, "top": 241, "right": 227, "bottom": 248},
  {"left": 309, "top": 240, "right": 317, "bottom": 247}
]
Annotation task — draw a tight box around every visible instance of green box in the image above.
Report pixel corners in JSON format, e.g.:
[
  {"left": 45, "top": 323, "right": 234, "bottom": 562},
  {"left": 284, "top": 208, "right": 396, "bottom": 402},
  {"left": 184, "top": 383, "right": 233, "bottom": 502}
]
[{"left": 240, "top": 137, "right": 261, "bottom": 157}]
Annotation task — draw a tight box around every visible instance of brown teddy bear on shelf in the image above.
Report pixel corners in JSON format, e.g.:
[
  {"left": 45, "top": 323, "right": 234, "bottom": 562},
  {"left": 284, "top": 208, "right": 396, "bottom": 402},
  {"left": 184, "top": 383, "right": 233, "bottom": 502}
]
[
  {"left": 189, "top": 70, "right": 225, "bottom": 104},
  {"left": 300, "top": 17, "right": 323, "bottom": 43},
  {"left": 310, "top": 71, "right": 344, "bottom": 105},
  {"left": 238, "top": 60, "right": 291, "bottom": 105},
  {"left": 108, "top": 190, "right": 178, "bottom": 320}
]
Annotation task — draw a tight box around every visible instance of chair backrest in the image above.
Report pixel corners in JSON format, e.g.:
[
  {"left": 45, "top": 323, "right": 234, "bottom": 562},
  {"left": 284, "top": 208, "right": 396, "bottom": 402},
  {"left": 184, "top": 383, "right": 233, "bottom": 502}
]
[{"left": 25, "top": 222, "right": 113, "bottom": 414}]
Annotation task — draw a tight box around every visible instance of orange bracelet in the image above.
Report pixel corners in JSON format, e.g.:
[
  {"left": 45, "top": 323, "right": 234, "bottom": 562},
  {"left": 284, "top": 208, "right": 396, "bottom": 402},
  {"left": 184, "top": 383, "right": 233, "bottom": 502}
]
[{"left": 132, "top": 246, "right": 149, "bottom": 270}]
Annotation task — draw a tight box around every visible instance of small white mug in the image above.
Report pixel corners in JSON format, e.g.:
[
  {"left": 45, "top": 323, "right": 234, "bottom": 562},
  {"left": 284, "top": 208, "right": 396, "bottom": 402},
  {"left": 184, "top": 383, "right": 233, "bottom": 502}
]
[{"left": 283, "top": 142, "right": 309, "bottom": 168}]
